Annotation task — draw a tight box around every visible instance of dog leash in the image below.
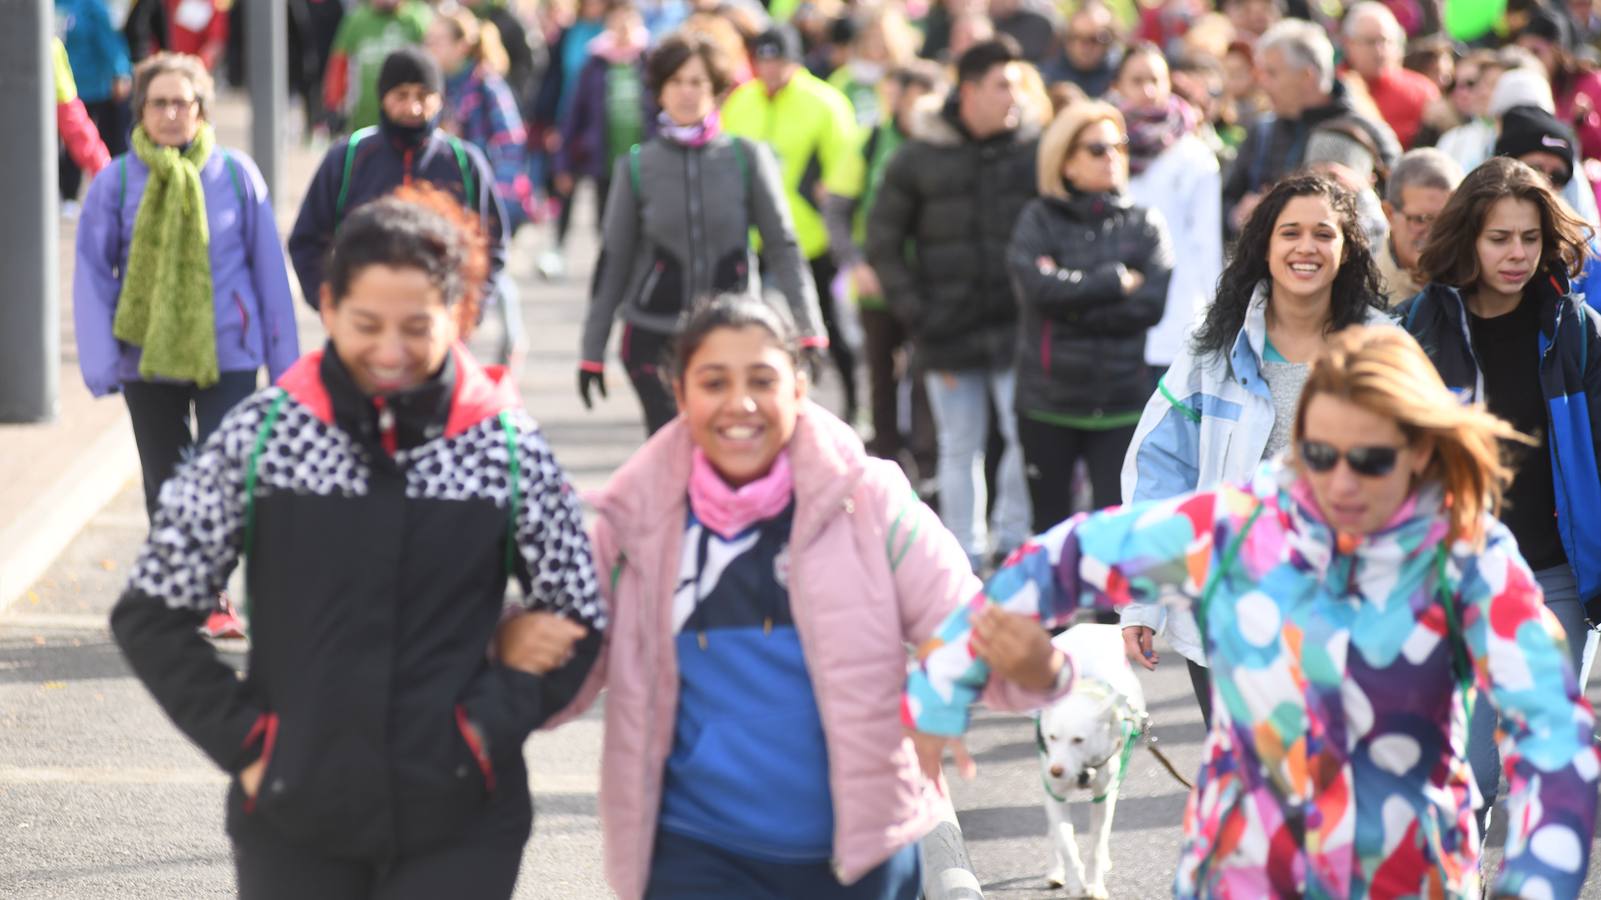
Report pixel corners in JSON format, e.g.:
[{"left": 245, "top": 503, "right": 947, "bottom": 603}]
[{"left": 1143, "top": 736, "right": 1194, "bottom": 791}]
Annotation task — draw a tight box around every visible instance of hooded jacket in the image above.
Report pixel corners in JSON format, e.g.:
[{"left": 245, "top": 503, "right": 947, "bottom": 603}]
[
  {"left": 73, "top": 148, "right": 300, "bottom": 397},
  {"left": 1007, "top": 190, "right": 1174, "bottom": 420},
  {"left": 543, "top": 402, "right": 1061, "bottom": 898},
  {"left": 866, "top": 97, "right": 1042, "bottom": 371},
  {"left": 1399, "top": 275, "right": 1601, "bottom": 612},
  {"left": 110, "top": 344, "right": 604, "bottom": 860},
  {"left": 287, "top": 124, "right": 507, "bottom": 311},
  {"left": 910, "top": 461, "right": 1600, "bottom": 898}
]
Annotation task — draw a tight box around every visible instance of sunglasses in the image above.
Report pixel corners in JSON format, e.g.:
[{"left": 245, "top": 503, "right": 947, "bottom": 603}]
[
  {"left": 1077, "top": 138, "right": 1129, "bottom": 159},
  {"left": 1299, "top": 440, "right": 1403, "bottom": 477}
]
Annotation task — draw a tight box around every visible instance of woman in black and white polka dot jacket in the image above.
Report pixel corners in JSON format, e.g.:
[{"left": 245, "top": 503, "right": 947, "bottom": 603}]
[{"left": 110, "top": 188, "right": 604, "bottom": 899}]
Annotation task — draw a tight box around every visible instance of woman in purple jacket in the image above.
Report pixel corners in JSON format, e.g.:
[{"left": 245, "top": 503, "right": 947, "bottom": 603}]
[{"left": 73, "top": 53, "right": 298, "bottom": 632}]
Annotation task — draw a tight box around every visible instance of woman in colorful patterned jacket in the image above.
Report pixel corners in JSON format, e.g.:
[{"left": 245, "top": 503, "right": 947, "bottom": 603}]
[
  {"left": 511, "top": 294, "right": 1067, "bottom": 900},
  {"left": 1399, "top": 155, "right": 1601, "bottom": 835},
  {"left": 111, "top": 188, "right": 604, "bottom": 898},
  {"left": 906, "top": 325, "right": 1600, "bottom": 898}
]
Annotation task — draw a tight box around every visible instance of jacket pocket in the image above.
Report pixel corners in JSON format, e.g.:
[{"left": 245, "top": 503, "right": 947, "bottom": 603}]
[
  {"left": 635, "top": 250, "right": 685, "bottom": 315},
  {"left": 710, "top": 249, "right": 750, "bottom": 295}
]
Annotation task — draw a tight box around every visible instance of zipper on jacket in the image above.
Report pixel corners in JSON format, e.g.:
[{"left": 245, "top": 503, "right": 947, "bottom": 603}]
[
  {"left": 402, "top": 148, "right": 414, "bottom": 187},
  {"left": 235, "top": 293, "right": 251, "bottom": 351},
  {"left": 1040, "top": 319, "right": 1052, "bottom": 377},
  {"left": 373, "top": 396, "right": 398, "bottom": 456}
]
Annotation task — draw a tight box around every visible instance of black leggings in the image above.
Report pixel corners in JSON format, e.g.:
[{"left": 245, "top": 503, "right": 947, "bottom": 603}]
[
  {"left": 620, "top": 323, "right": 679, "bottom": 437},
  {"left": 1016, "top": 414, "right": 1136, "bottom": 533},
  {"left": 123, "top": 371, "right": 259, "bottom": 520},
  {"left": 808, "top": 255, "right": 858, "bottom": 420}
]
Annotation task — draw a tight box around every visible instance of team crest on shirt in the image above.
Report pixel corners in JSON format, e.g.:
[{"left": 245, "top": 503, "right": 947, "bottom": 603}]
[{"left": 774, "top": 544, "right": 791, "bottom": 590}]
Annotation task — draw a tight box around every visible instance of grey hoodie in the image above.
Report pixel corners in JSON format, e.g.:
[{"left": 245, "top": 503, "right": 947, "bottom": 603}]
[{"left": 580, "top": 134, "right": 823, "bottom": 364}]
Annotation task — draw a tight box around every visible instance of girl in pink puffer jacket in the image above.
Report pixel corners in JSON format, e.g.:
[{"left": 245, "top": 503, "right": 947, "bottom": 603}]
[{"left": 506, "top": 295, "right": 1070, "bottom": 900}]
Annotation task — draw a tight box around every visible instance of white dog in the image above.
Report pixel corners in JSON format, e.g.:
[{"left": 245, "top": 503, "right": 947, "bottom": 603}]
[{"left": 1036, "top": 624, "right": 1148, "bottom": 899}]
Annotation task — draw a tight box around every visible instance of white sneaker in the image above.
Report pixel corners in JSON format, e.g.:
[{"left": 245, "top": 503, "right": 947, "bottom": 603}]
[
  {"left": 536, "top": 250, "right": 566, "bottom": 281},
  {"left": 60, "top": 200, "right": 82, "bottom": 221}
]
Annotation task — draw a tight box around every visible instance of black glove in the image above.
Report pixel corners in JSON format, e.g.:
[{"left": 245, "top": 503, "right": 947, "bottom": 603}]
[{"left": 577, "top": 368, "right": 607, "bottom": 409}]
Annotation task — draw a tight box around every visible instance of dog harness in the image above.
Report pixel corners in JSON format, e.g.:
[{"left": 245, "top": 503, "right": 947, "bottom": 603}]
[{"left": 1034, "top": 678, "right": 1145, "bottom": 805}]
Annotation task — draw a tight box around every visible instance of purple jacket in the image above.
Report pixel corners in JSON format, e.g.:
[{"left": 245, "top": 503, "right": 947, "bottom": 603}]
[
  {"left": 73, "top": 149, "right": 300, "bottom": 397},
  {"left": 556, "top": 53, "right": 657, "bottom": 181}
]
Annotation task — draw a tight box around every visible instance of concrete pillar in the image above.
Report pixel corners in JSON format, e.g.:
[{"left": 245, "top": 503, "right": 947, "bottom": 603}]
[{"left": 245, "top": 0, "right": 287, "bottom": 199}]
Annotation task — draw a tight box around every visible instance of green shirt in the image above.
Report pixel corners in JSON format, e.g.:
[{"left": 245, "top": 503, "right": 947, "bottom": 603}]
[
  {"left": 604, "top": 62, "right": 644, "bottom": 171},
  {"left": 332, "top": 1, "right": 433, "bottom": 132}
]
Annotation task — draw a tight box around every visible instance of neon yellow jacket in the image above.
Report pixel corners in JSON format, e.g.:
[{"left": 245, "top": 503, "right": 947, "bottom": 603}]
[{"left": 723, "top": 68, "right": 862, "bottom": 260}]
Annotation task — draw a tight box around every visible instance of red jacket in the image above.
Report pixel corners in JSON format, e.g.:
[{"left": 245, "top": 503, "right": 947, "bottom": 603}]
[{"left": 1362, "top": 66, "right": 1440, "bottom": 150}]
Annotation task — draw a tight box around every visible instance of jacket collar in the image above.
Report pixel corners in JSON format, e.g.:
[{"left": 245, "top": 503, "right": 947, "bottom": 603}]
[
  {"left": 590, "top": 401, "right": 867, "bottom": 547},
  {"left": 276, "top": 342, "right": 521, "bottom": 452},
  {"left": 1044, "top": 188, "right": 1131, "bottom": 218}
]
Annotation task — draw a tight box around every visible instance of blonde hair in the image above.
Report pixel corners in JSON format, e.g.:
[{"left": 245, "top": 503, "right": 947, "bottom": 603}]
[
  {"left": 853, "top": 3, "right": 920, "bottom": 66},
  {"left": 1292, "top": 326, "right": 1533, "bottom": 547},
  {"left": 438, "top": 5, "right": 511, "bottom": 77},
  {"left": 1036, "top": 100, "right": 1124, "bottom": 199}
]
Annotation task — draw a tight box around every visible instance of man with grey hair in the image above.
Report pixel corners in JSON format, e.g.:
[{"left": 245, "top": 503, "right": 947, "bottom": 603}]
[
  {"left": 1222, "top": 18, "right": 1399, "bottom": 234},
  {"left": 1342, "top": 1, "right": 1440, "bottom": 149},
  {"left": 1377, "top": 148, "right": 1463, "bottom": 304}
]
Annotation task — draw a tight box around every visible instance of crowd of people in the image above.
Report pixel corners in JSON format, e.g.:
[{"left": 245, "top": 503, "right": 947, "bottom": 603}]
[{"left": 51, "top": 0, "right": 1601, "bottom": 896}]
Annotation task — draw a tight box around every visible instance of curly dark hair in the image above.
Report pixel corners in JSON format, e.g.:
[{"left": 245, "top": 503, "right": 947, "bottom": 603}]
[{"left": 1192, "top": 171, "right": 1385, "bottom": 359}]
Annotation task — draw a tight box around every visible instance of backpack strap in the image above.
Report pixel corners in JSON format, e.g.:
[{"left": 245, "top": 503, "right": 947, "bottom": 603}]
[
  {"left": 731, "top": 136, "right": 753, "bottom": 226},
  {"left": 115, "top": 156, "right": 128, "bottom": 275},
  {"left": 1435, "top": 544, "right": 1476, "bottom": 721},
  {"left": 498, "top": 411, "right": 522, "bottom": 580},
  {"left": 629, "top": 143, "right": 642, "bottom": 198},
  {"left": 444, "top": 134, "right": 477, "bottom": 205},
  {"left": 241, "top": 391, "right": 291, "bottom": 630},
  {"left": 335, "top": 126, "right": 378, "bottom": 221}
]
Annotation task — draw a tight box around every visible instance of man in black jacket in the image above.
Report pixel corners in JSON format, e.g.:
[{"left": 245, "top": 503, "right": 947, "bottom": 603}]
[
  {"left": 1223, "top": 18, "right": 1399, "bottom": 235},
  {"left": 866, "top": 37, "right": 1039, "bottom": 571}
]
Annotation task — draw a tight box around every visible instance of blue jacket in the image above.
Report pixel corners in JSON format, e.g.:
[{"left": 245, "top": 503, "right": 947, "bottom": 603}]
[
  {"left": 55, "top": 0, "right": 131, "bottom": 104},
  {"left": 287, "top": 126, "right": 507, "bottom": 311},
  {"left": 73, "top": 149, "right": 300, "bottom": 397},
  {"left": 1400, "top": 275, "right": 1601, "bottom": 608}
]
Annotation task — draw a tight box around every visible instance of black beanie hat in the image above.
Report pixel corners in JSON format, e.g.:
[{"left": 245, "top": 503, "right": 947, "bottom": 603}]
[
  {"left": 378, "top": 46, "right": 443, "bottom": 99},
  {"left": 750, "top": 24, "right": 804, "bottom": 62},
  {"left": 1496, "top": 105, "right": 1576, "bottom": 183},
  {"left": 1521, "top": 5, "right": 1573, "bottom": 50}
]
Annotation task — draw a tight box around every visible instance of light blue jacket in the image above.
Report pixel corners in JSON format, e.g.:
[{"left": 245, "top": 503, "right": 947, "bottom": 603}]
[{"left": 1118, "top": 283, "right": 1395, "bottom": 660}]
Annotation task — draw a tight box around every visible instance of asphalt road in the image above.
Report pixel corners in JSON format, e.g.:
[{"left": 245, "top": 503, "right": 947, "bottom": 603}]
[{"left": 8, "top": 202, "right": 1601, "bottom": 898}]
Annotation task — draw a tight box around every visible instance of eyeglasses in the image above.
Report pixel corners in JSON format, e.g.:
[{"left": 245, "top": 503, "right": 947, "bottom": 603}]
[
  {"left": 1399, "top": 211, "right": 1436, "bottom": 229},
  {"left": 1077, "top": 138, "right": 1129, "bottom": 158},
  {"left": 147, "top": 97, "right": 198, "bottom": 114},
  {"left": 1299, "top": 440, "right": 1403, "bottom": 477},
  {"left": 1068, "top": 30, "right": 1112, "bottom": 46},
  {"left": 1452, "top": 77, "right": 1479, "bottom": 92}
]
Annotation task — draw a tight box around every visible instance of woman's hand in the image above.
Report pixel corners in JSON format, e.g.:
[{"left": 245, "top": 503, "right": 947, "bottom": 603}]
[
  {"left": 238, "top": 756, "right": 266, "bottom": 800},
  {"left": 496, "top": 611, "right": 588, "bottom": 675},
  {"left": 1123, "top": 625, "right": 1158, "bottom": 671},
  {"left": 908, "top": 729, "right": 977, "bottom": 785},
  {"left": 972, "top": 605, "right": 1063, "bottom": 691}
]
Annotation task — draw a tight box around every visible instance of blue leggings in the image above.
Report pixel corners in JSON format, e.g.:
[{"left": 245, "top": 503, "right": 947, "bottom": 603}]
[
  {"left": 644, "top": 828, "right": 921, "bottom": 900},
  {"left": 1467, "top": 565, "right": 1596, "bottom": 819}
]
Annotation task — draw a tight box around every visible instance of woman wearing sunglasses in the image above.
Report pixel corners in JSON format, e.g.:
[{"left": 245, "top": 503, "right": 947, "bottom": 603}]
[
  {"left": 1400, "top": 155, "right": 1601, "bottom": 833},
  {"left": 1117, "top": 172, "right": 1391, "bottom": 724},
  {"left": 907, "top": 325, "right": 1599, "bottom": 898},
  {"left": 1006, "top": 100, "right": 1174, "bottom": 530}
]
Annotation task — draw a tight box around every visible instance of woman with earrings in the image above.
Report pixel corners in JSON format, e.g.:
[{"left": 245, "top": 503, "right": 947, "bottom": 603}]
[
  {"left": 1118, "top": 172, "right": 1392, "bottom": 726},
  {"left": 1006, "top": 99, "right": 1174, "bottom": 530},
  {"left": 1400, "top": 154, "right": 1601, "bottom": 832}
]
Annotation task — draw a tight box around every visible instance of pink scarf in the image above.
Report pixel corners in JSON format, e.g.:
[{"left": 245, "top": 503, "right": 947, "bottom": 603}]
[
  {"left": 658, "top": 109, "right": 722, "bottom": 148},
  {"left": 688, "top": 447, "right": 794, "bottom": 539}
]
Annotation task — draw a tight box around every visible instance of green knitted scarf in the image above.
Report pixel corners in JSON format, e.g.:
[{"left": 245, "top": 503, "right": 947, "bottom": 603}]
[{"left": 113, "top": 124, "right": 219, "bottom": 387}]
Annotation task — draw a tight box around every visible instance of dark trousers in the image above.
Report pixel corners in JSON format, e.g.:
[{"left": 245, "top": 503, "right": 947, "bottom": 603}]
[
  {"left": 1187, "top": 659, "right": 1213, "bottom": 729},
  {"left": 1016, "top": 414, "right": 1137, "bottom": 533},
  {"left": 645, "top": 828, "right": 920, "bottom": 900},
  {"left": 554, "top": 176, "right": 611, "bottom": 247},
  {"left": 859, "top": 306, "right": 934, "bottom": 479},
  {"left": 620, "top": 323, "right": 679, "bottom": 437},
  {"left": 808, "top": 256, "right": 858, "bottom": 421},
  {"left": 59, "top": 98, "right": 129, "bottom": 201},
  {"left": 123, "top": 371, "right": 259, "bottom": 519},
  {"left": 227, "top": 781, "right": 531, "bottom": 900}
]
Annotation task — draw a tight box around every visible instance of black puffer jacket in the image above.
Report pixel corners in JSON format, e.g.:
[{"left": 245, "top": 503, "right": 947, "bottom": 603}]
[
  {"left": 1007, "top": 190, "right": 1173, "bottom": 419},
  {"left": 866, "top": 97, "right": 1041, "bottom": 371}
]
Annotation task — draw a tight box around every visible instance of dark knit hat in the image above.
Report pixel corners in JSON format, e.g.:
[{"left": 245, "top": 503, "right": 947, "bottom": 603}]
[
  {"left": 377, "top": 46, "right": 443, "bottom": 99},
  {"left": 1496, "top": 105, "right": 1576, "bottom": 184},
  {"left": 750, "top": 24, "right": 803, "bottom": 62},
  {"left": 1521, "top": 4, "right": 1573, "bottom": 50}
]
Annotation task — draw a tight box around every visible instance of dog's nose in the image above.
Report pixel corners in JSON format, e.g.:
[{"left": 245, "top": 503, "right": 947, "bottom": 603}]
[
  {"left": 1077, "top": 769, "right": 1095, "bottom": 788},
  {"left": 1048, "top": 764, "right": 1064, "bottom": 778}
]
